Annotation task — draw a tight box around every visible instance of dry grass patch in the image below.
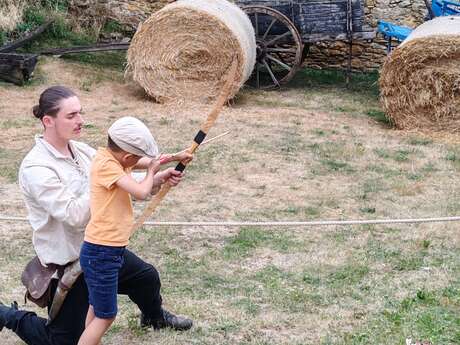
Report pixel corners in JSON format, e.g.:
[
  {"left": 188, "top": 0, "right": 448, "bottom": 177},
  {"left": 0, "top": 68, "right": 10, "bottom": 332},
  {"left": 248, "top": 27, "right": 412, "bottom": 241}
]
[
  {"left": 0, "top": 59, "right": 459, "bottom": 345},
  {"left": 0, "top": 1, "right": 25, "bottom": 31}
]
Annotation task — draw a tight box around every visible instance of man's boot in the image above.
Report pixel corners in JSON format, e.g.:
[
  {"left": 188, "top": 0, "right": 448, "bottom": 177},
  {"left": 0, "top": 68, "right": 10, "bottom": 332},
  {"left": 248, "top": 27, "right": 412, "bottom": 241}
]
[
  {"left": 0, "top": 301, "right": 18, "bottom": 331},
  {"left": 140, "top": 309, "right": 193, "bottom": 331},
  {"left": 0, "top": 302, "right": 5, "bottom": 331}
]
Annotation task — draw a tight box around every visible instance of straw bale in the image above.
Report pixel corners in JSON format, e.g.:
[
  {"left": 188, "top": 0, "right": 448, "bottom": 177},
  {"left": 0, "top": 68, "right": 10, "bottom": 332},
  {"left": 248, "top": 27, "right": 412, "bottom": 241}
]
[
  {"left": 380, "top": 16, "right": 460, "bottom": 132},
  {"left": 126, "top": 0, "right": 256, "bottom": 103},
  {"left": 0, "top": 0, "right": 26, "bottom": 31}
]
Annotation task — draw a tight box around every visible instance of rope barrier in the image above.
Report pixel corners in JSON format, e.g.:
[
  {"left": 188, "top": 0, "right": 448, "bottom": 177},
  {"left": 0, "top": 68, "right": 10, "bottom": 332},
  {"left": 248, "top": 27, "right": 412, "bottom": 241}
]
[{"left": 2, "top": 215, "right": 460, "bottom": 227}]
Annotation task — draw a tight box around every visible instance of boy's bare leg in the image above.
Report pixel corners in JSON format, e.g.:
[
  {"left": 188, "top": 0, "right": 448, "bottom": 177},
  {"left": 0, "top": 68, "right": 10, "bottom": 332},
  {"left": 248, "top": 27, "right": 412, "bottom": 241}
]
[
  {"left": 83, "top": 306, "right": 103, "bottom": 345},
  {"left": 77, "top": 316, "right": 115, "bottom": 345},
  {"left": 85, "top": 306, "right": 95, "bottom": 328}
]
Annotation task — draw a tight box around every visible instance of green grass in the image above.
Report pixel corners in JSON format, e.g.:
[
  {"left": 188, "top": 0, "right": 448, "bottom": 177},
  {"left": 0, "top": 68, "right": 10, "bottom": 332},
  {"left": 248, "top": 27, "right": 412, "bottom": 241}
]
[
  {"left": 12, "top": 6, "right": 95, "bottom": 49},
  {"left": 366, "top": 109, "right": 392, "bottom": 125},
  {"left": 311, "top": 128, "right": 327, "bottom": 137},
  {"left": 326, "top": 263, "right": 370, "bottom": 287},
  {"left": 234, "top": 204, "right": 324, "bottom": 222},
  {"left": 0, "top": 118, "right": 36, "bottom": 129},
  {"left": 278, "top": 129, "right": 307, "bottom": 155},
  {"left": 394, "top": 149, "right": 412, "bottom": 162},
  {"left": 360, "top": 206, "right": 376, "bottom": 214},
  {"left": 0, "top": 1, "right": 127, "bottom": 71},
  {"left": 0, "top": 148, "right": 23, "bottom": 182},
  {"left": 407, "top": 137, "right": 433, "bottom": 146},
  {"left": 288, "top": 68, "right": 380, "bottom": 97},
  {"left": 222, "top": 227, "right": 300, "bottom": 259},
  {"left": 373, "top": 148, "right": 420, "bottom": 163},
  {"left": 239, "top": 67, "right": 381, "bottom": 113},
  {"left": 308, "top": 141, "right": 357, "bottom": 174},
  {"left": 366, "top": 163, "right": 402, "bottom": 178},
  {"left": 338, "top": 286, "right": 460, "bottom": 345},
  {"left": 278, "top": 205, "right": 322, "bottom": 218},
  {"left": 102, "top": 19, "right": 125, "bottom": 35},
  {"left": 336, "top": 105, "right": 357, "bottom": 113},
  {"left": 281, "top": 68, "right": 391, "bottom": 131},
  {"left": 39, "top": 0, "right": 70, "bottom": 11},
  {"left": 364, "top": 232, "right": 450, "bottom": 272},
  {"left": 445, "top": 146, "right": 460, "bottom": 170},
  {"left": 64, "top": 51, "right": 127, "bottom": 72},
  {"left": 250, "top": 265, "right": 322, "bottom": 312},
  {"left": 320, "top": 159, "right": 355, "bottom": 173},
  {"left": 360, "top": 178, "right": 385, "bottom": 195},
  {"left": 0, "top": 30, "right": 7, "bottom": 46}
]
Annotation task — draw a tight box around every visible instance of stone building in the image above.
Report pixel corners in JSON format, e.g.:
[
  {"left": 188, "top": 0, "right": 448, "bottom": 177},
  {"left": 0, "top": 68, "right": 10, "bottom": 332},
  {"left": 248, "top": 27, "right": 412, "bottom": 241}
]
[{"left": 69, "top": 0, "right": 431, "bottom": 72}]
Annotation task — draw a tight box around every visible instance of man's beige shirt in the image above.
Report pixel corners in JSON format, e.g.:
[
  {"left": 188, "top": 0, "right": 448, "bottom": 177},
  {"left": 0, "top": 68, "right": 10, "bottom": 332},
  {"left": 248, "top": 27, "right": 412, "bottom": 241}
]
[{"left": 19, "top": 136, "right": 96, "bottom": 266}]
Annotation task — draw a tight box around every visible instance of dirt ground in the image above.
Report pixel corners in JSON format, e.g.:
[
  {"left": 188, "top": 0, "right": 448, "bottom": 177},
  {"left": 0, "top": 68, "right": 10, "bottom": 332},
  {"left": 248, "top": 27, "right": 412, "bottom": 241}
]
[{"left": 0, "top": 57, "right": 459, "bottom": 345}]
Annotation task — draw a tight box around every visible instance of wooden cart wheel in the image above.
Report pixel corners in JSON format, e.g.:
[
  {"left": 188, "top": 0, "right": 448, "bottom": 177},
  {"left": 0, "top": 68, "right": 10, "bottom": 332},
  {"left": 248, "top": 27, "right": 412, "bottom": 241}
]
[{"left": 243, "top": 6, "right": 304, "bottom": 89}]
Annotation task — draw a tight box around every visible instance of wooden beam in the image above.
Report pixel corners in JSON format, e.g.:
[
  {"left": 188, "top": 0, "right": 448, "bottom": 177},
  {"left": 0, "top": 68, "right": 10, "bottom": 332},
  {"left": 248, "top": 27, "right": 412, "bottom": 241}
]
[
  {"left": 303, "top": 29, "right": 375, "bottom": 43},
  {"left": 40, "top": 42, "right": 130, "bottom": 56},
  {"left": 0, "top": 53, "right": 38, "bottom": 85},
  {"left": 423, "top": 0, "right": 435, "bottom": 19},
  {"left": 0, "top": 20, "right": 54, "bottom": 53}
]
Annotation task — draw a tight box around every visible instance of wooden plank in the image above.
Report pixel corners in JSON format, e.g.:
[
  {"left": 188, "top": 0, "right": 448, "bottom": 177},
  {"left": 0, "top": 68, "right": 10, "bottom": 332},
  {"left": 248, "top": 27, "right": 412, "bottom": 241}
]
[
  {"left": 0, "top": 64, "right": 25, "bottom": 85},
  {"left": 303, "top": 29, "right": 375, "bottom": 43},
  {"left": 297, "top": 6, "right": 363, "bottom": 15},
  {"left": 297, "top": 13, "right": 363, "bottom": 22},
  {"left": 297, "top": 19, "right": 364, "bottom": 34},
  {"left": 40, "top": 42, "right": 130, "bottom": 56},
  {"left": 294, "top": 3, "right": 363, "bottom": 18},
  {"left": 236, "top": 0, "right": 366, "bottom": 42},
  {"left": 0, "top": 53, "right": 38, "bottom": 85},
  {"left": 236, "top": 0, "right": 291, "bottom": 5},
  {"left": 236, "top": 0, "right": 367, "bottom": 39},
  {"left": 236, "top": 0, "right": 293, "bottom": 19},
  {"left": 0, "top": 20, "right": 53, "bottom": 53},
  {"left": 294, "top": 0, "right": 364, "bottom": 34}
]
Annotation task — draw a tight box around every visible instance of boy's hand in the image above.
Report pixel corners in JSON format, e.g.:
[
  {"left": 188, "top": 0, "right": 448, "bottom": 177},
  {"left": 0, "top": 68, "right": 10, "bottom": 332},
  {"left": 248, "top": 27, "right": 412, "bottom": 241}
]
[
  {"left": 175, "top": 151, "right": 193, "bottom": 164},
  {"left": 148, "top": 158, "right": 161, "bottom": 174},
  {"left": 159, "top": 152, "right": 193, "bottom": 165},
  {"left": 166, "top": 169, "right": 184, "bottom": 186},
  {"left": 158, "top": 154, "right": 172, "bottom": 165},
  {"left": 153, "top": 168, "right": 184, "bottom": 187}
]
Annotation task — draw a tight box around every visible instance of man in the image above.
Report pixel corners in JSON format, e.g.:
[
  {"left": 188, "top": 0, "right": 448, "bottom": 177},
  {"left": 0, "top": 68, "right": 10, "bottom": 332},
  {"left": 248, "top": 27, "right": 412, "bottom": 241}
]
[{"left": 0, "top": 86, "right": 192, "bottom": 345}]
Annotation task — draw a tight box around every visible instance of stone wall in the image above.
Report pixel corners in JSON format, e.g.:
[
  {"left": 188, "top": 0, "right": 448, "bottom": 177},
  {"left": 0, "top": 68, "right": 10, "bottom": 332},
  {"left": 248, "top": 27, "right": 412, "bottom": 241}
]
[
  {"left": 69, "top": 0, "right": 173, "bottom": 35},
  {"left": 69, "top": 0, "right": 431, "bottom": 71},
  {"left": 305, "top": 0, "right": 429, "bottom": 72}
]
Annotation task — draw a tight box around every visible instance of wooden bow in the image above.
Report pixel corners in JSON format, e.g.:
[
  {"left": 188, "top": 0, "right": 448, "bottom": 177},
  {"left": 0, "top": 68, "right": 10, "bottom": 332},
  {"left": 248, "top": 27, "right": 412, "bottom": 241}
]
[{"left": 132, "top": 59, "right": 238, "bottom": 232}]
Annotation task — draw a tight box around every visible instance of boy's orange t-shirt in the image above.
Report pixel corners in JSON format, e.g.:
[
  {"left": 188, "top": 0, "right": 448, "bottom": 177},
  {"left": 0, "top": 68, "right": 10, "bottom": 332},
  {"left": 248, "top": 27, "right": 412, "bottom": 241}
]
[{"left": 85, "top": 148, "right": 133, "bottom": 246}]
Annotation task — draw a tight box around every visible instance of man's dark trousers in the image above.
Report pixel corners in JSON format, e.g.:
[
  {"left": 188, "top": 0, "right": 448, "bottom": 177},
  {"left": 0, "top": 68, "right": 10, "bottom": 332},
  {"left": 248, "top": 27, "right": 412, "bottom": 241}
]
[{"left": 1, "top": 249, "right": 163, "bottom": 345}]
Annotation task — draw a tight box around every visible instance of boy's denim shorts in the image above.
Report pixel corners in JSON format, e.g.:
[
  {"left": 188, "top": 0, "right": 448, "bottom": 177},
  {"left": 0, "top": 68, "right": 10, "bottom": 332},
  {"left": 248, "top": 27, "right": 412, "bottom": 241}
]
[{"left": 80, "top": 241, "right": 125, "bottom": 319}]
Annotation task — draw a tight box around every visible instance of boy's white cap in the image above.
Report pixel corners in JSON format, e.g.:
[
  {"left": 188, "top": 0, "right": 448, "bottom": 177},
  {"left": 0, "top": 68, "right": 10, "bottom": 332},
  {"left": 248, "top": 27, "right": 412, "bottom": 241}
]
[{"left": 108, "top": 116, "right": 159, "bottom": 158}]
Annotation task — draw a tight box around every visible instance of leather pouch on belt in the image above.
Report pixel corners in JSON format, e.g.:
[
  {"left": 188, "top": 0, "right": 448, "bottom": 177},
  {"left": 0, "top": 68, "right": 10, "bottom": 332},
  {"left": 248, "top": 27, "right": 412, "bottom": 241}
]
[{"left": 21, "top": 256, "right": 58, "bottom": 308}]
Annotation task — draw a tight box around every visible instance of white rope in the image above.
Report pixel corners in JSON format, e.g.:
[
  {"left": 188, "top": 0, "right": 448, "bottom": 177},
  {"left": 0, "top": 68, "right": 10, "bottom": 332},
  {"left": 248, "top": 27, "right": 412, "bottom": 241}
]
[{"left": 2, "top": 215, "right": 460, "bottom": 227}]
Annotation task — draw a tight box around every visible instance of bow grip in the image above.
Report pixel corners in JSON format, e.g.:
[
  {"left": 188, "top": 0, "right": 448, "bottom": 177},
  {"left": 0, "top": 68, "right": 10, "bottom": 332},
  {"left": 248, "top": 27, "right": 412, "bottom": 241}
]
[
  {"left": 174, "top": 129, "right": 207, "bottom": 172},
  {"left": 175, "top": 162, "right": 186, "bottom": 172}
]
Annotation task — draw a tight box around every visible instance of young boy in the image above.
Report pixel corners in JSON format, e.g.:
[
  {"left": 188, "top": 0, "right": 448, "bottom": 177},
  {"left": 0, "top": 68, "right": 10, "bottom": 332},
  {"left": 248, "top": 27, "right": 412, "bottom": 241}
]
[{"left": 78, "top": 116, "right": 192, "bottom": 345}]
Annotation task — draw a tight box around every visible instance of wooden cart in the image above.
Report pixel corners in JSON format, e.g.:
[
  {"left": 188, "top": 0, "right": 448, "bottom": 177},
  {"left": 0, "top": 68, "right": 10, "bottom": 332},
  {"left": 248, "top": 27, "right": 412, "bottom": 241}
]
[{"left": 235, "top": 0, "right": 375, "bottom": 88}]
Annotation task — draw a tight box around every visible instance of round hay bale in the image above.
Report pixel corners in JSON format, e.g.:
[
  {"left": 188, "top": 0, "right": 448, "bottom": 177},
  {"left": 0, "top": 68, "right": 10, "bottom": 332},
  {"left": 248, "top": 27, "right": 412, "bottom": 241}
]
[
  {"left": 380, "top": 16, "right": 460, "bottom": 132},
  {"left": 126, "top": 0, "right": 256, "bottom": 103}
]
